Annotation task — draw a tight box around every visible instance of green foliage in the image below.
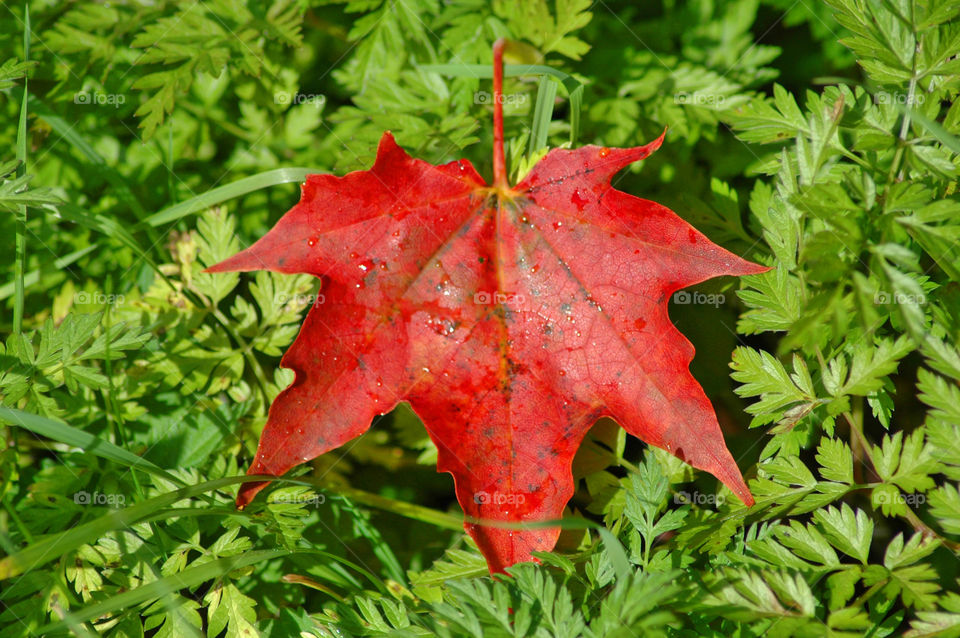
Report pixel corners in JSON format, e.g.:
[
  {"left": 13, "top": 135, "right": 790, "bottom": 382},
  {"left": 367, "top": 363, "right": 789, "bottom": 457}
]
[
  {"left": 1, "top": 0, "right": 959, "bottom": 636},
  {"left": 0, "top": 159, "right": 59, "bottom": 213}
]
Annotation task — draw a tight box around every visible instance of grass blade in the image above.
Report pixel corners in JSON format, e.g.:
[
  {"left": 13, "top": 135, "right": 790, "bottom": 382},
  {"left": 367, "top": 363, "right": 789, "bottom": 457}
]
[
  {"left": 37, "top": 550, "right": 290, "bottom": 634},
  {"left": 528, "top": 75, "right": 558, "bottom": 156},
  {"left": 0, "top": 406, "right": 181, "bottom": 485},
  {"left": 0, "top": 244, "right": 96, "bottom": 300},
  {"left": 56, "top": 201, "right": 164, "bottom": 276},
  {"left": 27, "top": 95, "right": 149, "bottom": 223},
  {"left": 0, "top": 476, "right": 246, "bottom": 581},
  {"left": 141, "top": 167, "right": 322, "bottom": 228}
]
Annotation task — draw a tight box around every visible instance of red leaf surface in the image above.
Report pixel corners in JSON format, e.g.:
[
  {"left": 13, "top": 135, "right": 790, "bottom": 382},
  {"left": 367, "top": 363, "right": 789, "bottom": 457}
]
[{"left": 209, "top": 41, "right": 767, "bottom": 572}]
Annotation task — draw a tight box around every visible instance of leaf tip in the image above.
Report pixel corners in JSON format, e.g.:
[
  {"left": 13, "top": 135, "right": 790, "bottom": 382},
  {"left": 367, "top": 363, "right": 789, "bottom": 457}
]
[
  {"left": 203, "top": 250, "right": 261, "bottom": 274},
  {"left": 236, "top": 479, "right": 269, "bottom": 509}
]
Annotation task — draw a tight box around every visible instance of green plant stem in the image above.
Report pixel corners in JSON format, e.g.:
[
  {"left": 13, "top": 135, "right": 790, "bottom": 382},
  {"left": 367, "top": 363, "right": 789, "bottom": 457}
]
[
  {"left": 901, "top": 503, "right": 960, "bottom": 552},
  {"left": 100, "top": 295, "right": 164, "bottom": 553},
  {"left": 0, "top": 475, "right": 248, "bottom": 580},
  {"left": 847, "top": 399, "right": 868, "bottom": 485},
  {"left": 13, "top": 6, "right": 30, "bottom": 334},
  {"left": 179, "top": 281, "right": 272, "bottom": 401},
  {"left": 1, "top": 499, "right": 32, "bottom": 545},
  {"left": 843, "top": 407, "right": 960, "bottom": 551},
  {"left": 888, "top": 14, "right": 920, "bottom": 183},
  {"left": 211, "top": 307, "right": 271, "bottom": 399},
  {"left": 180, "top": 101, "right": 257, "bottom": 142},
  {"left": 848, "top": 579, "right": 885, "bottom": 611},
  {"left": 316, "top": 481, "right": 464, "bottom": 531}
]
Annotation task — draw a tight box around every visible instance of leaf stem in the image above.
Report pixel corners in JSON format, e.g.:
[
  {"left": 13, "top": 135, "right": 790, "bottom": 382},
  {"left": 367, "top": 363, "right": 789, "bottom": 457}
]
[
  {"left": 888, "top": 12, "right": 920, "bottom": 183},
  {"left": 901, "top": 502, "right": 960, "bottom": 552},
  {"left": 492, "top": 38, "right": 507, "bottom": 189},
  {"left": 297, "top": 478, "right": 465, "bottom": 531},
  {"left": 844, "top": 408, "right": 960, "bottom": 551},
  {"left": 210, "top": 306, "right": 271, "bottom": 399},
  {"left": 845, "top": 405, "right": 879, "bottom": 484}
]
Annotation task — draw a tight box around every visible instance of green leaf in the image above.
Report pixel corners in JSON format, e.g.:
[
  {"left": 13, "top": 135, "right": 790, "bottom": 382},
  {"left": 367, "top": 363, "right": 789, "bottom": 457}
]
[
  {"left": 41, "top": 550, "right": 289, "bottom": 634},
  {"left": 0, "top": 406, "right": 179, "bottom": 484},
  {"left": 929, "top": 484, "right": 960, "bottom": 535},
  {"left": 732, "top": 347, "right": 820, "bottom": 428},
  {"left": 813, "top": 504, "right": 873, "bottom": 564},
  {"left": 205, "top": 581, "right": 258, "bottom": 638},
  {"left": 817, "top": 437, "right": 855, "bottom": 485}
]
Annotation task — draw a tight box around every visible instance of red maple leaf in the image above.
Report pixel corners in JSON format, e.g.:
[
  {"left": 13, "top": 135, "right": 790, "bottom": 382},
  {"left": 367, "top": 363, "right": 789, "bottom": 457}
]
[{"left": 209, "top": 40, "right": 767, "bottom": 572}]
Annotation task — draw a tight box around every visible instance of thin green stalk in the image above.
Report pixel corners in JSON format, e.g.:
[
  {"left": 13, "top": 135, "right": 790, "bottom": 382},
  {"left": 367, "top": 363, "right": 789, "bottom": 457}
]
[
  {"left": 848, "top": 398, "right": 868, "bottom": 485},
  {"left": 0, "top": 244, "right": 97, "bottom": 301},
  {"left": 13, "top": 4, "right": 30, "bottom": 334},
  {"left": 843, "top": 405, "right": 959, "bottom": 551},
  {"left": 140, "top": 166, "right": 319, "bottom": 228},
  {"left": 0, "top": 475, "right": 246, "bottom": 581},
  {"left": 313, "top": 480, "right": 464, "bottom": 531},
  {"left": 211, "top": 307, "right": 271, "bottom": 399},
  {"left": 1, "top": 499, "right": 32, "bottom": 545},
  {"left": 167, "top": 117, "right": 175, "bottom": 203},
  {"left": 901, "top": 503, "right": 960, "bottom": 552},
  {"left": 99, "top": 293, "right": 160, "bottom": 551},
  {"left": 180, "top": 100, "right": 258, "bottom": 142},
  {"left": 888, "top": 74, "right": 918, "bottom": 182},
  {"left": 888, "top": 6, "right": 920, "bottom": 182}
]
